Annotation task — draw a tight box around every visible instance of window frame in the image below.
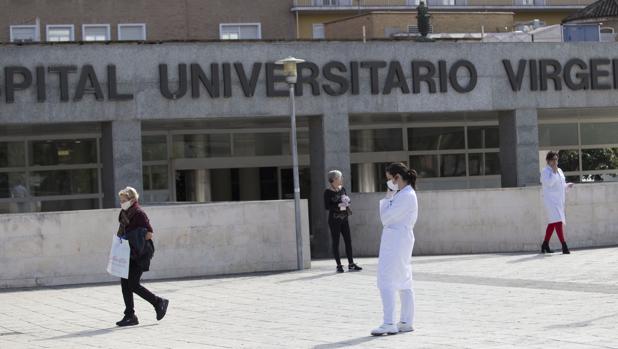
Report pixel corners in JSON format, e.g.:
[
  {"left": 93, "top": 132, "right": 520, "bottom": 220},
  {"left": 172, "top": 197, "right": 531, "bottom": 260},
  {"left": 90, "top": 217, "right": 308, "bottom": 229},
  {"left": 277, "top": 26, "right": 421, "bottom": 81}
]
[
  {"left": 118, "top": 23, "right": 147, "bottom": 41},
  {"left": 82, "top": 24, "right": 111, "bottom": 41},
  {"left": 312, "top": 23, "right": 325, "bottom": 39},
  {"left": 10, "top": 25, "right": 38, "bottom": 42},
  {"left": 219, "top": 23, "right": 262, "bottom": 40},
  {"left": 46, "top": 24, "right": 75, "bottom": 42}
]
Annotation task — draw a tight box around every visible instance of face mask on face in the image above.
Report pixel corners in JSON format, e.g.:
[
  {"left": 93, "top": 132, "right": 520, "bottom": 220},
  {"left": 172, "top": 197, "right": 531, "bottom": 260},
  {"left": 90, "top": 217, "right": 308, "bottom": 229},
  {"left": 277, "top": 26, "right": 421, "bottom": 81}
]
[
  {"left": 121, "top": 201, "right": 132, "bottom": 211},
  {"left": 386, "top": 179, "right": 399, "bottom": 191}
]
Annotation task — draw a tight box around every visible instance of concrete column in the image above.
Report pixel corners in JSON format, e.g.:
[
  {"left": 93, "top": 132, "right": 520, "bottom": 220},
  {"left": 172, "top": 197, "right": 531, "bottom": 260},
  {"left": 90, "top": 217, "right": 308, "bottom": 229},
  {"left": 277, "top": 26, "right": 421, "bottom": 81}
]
[
  {"left": 101, "top": 120, "right": 144, "bottom": 208},
  {"left": 309, "top": 110, "right": 351, "bottom": 258},
  {"left": 196, "top": 169, "right": 212, "bottom": 202},
  {"left": 499, "top": 109, "right": 540, "bottom": 187}
]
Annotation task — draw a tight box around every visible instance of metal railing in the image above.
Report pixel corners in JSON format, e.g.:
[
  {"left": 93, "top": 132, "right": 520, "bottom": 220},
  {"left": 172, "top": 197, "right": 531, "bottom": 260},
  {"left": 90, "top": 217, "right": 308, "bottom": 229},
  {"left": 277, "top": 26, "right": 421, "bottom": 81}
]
[{"left": 293, "top": 0, "right": 593, "bottom": 7}]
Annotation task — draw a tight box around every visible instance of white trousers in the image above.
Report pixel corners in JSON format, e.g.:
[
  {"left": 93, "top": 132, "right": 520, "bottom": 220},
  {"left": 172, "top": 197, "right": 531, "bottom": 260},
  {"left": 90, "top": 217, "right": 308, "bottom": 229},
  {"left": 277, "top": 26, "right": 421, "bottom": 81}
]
[{"left": 379, "top": 288, "right": 415, "bottom": 325}]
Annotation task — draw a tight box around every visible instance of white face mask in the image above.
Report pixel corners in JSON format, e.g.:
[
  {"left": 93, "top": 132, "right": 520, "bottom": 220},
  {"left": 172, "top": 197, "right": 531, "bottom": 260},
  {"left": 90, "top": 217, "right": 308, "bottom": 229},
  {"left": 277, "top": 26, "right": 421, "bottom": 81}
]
[
  {"left": 121, "top": 201, "right": 132, "bottom": 210},
  {"left": 386, "top": 179, "right": 399, "bottom": 191}
]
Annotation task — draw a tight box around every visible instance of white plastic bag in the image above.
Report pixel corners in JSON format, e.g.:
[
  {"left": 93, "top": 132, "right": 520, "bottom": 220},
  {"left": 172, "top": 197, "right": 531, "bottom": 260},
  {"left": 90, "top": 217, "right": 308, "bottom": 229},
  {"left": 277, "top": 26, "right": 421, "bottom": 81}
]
[{"left": 106, "top": 235, "right": 130, "bottom": 279}]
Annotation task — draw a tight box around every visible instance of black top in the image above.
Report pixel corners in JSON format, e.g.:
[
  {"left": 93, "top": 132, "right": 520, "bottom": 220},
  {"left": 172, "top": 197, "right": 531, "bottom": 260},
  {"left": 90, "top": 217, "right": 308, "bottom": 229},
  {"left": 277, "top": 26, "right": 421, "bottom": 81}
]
[{"left": 324, "top": 186, "right": 350, "bottom": 219}]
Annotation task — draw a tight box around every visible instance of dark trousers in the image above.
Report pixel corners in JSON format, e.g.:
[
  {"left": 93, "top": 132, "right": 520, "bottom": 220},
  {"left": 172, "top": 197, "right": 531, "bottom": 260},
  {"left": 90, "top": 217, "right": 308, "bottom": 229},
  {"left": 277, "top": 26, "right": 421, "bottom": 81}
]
[
  {"left": 328, "top": 216, "right": 354, "bottom": 266},
  {"left": 121, "top": 261, "right": 158, "bottom": 316}
]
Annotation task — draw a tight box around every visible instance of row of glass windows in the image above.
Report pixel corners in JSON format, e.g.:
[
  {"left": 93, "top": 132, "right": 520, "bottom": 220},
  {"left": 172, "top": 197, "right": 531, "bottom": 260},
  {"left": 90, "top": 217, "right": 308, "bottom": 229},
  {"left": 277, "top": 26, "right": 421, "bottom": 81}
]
[
  {"left": 0, "top": 138, "right": 101, "bottom": 214},
  {"left": 143, "top": 132, "right": 310, "bottom": 161},
  {"left": 350, "top": 126, "right": 499, "bottom": 152},
  {"left": 10, "top": 24, "right": 146, "bottom": 43},
  {"left": 0, "top": 139, "right": 97, "bottom": 168},
  {"left": 539, "top": 122, "right": 618, "bottom": 147},
  {"left": 541, "top": 121, "right": 618, "bottom": 183},
  {"left": 350, "top": 126, "right": 500, "bottom": 180}
]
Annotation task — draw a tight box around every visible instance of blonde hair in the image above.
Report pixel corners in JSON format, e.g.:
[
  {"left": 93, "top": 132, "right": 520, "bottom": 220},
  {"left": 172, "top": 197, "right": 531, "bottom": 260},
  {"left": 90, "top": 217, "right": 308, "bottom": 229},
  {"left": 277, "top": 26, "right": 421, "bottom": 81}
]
[{"left": 118, "top": 186, "right": 139, "bottom": 201}]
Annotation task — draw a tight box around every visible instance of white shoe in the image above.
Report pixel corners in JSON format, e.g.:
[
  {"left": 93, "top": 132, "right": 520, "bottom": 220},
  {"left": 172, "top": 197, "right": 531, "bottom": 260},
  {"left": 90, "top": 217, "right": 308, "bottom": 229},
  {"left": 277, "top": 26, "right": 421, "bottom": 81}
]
[
  {"left": 371, "top": 323, "right": 399, "bottom": 336},
  {"left": 397, "top": 322, "right": 414, "bottom": 333}
]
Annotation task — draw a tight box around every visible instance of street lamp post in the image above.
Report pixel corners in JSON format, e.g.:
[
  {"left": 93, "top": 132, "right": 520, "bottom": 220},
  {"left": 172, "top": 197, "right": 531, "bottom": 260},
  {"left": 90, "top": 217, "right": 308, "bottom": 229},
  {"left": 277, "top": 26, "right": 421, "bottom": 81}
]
[{"left": 275, "top": 56, "right": 305, "bottom": 270}]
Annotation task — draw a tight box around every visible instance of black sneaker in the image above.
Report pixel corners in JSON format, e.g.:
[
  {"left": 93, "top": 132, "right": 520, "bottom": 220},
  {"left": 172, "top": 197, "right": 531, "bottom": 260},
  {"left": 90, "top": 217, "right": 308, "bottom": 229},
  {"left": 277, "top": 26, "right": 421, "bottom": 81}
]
[
  {"left": 348, "top": 263, "right": 362, "bottom": 271},
  {"left": 156, "top": 298, "right": 169, "bottom": 321},
  {"left": 116, "top": 315, "right": 139, "bottom": 327},
  {"left": 336, "top": 265, "right": 344, "bottom": 273}
]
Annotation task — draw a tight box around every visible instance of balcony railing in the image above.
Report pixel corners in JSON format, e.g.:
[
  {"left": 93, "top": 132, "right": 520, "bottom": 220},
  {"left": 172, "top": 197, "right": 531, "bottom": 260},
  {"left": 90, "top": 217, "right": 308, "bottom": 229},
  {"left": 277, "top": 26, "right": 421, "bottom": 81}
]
[{"left": 293, "top": 0, "right": 593, "bottom": 8}]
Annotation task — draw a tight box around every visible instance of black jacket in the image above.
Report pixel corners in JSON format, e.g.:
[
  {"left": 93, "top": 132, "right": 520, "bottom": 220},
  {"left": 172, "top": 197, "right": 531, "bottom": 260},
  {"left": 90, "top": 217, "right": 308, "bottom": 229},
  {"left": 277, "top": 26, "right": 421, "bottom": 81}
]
[{"left": 123, "top": 227, "right": 155, "bottom": 272}]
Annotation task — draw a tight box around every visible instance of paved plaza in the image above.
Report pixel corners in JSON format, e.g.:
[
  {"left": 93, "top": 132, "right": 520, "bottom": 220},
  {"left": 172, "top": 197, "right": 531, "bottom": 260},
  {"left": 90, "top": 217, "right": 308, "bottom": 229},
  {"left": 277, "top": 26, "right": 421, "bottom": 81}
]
[{"left": 1, "top": 246, "right": 617, "bottom": 349}]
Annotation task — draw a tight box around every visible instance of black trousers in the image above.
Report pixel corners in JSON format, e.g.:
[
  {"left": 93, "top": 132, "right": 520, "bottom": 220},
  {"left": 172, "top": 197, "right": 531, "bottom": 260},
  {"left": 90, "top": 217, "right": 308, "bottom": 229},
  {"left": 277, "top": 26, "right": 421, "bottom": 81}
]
[
  {"left": 328, "top": 216, "right": 354, "bottom": 266},
  {"left": 121, "top": 260, "right": 158, "bottom": 316}
]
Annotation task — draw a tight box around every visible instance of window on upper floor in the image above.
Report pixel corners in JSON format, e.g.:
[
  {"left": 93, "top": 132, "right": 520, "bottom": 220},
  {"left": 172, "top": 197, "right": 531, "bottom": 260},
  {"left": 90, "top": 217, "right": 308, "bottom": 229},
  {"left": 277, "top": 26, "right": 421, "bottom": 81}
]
[
  {"left": 118, "top": 24, "right": 147, "bottom": 41},
  {"left": 46, "top": 25, "right": 74, "bottom": 42},
  {"left": 220, "top": 23, "right": 261, "bottom": 40},
  {"left": 10, "top": 25, "right": 37, "bottom": 42},
  {"left": 83, "top": 25, "right": 110, "bottom": 41},
  {"left": 312, "top": 24, "right": 325, "bottom": 39}
]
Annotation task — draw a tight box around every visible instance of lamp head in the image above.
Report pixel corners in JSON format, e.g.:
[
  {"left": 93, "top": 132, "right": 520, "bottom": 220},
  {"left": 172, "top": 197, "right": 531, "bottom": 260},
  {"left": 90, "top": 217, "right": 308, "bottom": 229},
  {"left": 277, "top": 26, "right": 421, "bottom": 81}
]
[{"left": 275, "top": 56, "right": 305, "bottom": 84}]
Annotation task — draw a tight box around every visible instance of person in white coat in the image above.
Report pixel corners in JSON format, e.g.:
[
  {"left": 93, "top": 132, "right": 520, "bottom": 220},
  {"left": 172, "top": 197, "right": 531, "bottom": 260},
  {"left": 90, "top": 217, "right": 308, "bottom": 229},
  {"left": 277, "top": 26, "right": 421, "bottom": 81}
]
[
  {"left": 371, "top": 163, "right": 418, "bottom": 336},
  {"left": 540, "top": 151, "right": 574, "bottom": 254}
]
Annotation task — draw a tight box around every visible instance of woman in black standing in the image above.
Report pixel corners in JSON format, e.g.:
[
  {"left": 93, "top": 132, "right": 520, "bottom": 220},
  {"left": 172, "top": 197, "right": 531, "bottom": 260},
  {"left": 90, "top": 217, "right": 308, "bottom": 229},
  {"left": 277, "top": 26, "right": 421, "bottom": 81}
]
[{"left": 324, "top": 170, "right": 362, "bottom": 273}]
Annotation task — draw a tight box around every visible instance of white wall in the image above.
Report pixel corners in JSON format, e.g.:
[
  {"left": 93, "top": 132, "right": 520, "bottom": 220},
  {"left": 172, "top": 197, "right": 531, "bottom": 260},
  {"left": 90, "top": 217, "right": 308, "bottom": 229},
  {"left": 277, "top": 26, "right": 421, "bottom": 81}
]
[
  {"left": 0, "top": 200, "right": 310, "bottom": 288},
  {"left": 343, "top": 183, "right": 618, "bottom": 256}
]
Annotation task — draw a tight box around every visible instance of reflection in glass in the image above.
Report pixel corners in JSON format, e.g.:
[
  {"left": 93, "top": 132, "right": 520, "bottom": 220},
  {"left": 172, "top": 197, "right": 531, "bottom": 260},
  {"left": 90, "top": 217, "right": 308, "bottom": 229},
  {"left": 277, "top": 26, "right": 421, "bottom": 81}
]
[
  {"left": 350, "top": 129, "right": 403, "bottom": 152},
  {"left": 468, "top": 154, "right": 482, "bottom": 176},
  {"left": 142, "top": 135, "right": 167, "bottom": 161},
  {"left": 581, "top": 123, "right": 618, "bottom": 145},
  {"left": 582, "top": 173, "right": 618, "bottom": 183},
  {"left": 234, "top": 133, "right": 283, "bottom": 156},
  {"left": 38, "top": 198, "right": 99, "bottom": 212},
  {"left": 143, "top": 165, "right": 169, "bottom": 190},
  {"left": 440, "top": 154, "right": 466, "bottom": 177},
  {"left": 29, "top": 169, "right": 98, "bottom": 196},
  {"left": 0, "top": 172, "right": 27, "bottom": 199},
  {"left": 283, "top": 131, "right": 310, "bottom": 155},
  {"left": 467, "top": 126, "right": 499, "bottom": 149},
  {"left": 0, "top": 142, "right": 25, "bottom": 167},
  {"left": 557, "top": 150, "right": 579, "bottom": 172},
  {"left": 538, "top": 124, "right": 578, "bottom": 147},
  {"left": 582, "top": 148, "right": 618, "bottom": 171},
  {"left": 485, "top": 153, "right": 500, "bottom": 175},
  {"left": 29, "top": 139, "right": 97, "bottom": 166},
  {"left": 565, "top": 175, "right": 581, "bottom": 183},
  {"left": 410, "top": 155, "right": 438, "bottom": 178},
  {"left": 172, "top": 134, "right": 232, "bottom": 158},
  {"left": 408, "top": 127, "right": 465, "bottom": 151},
  {"left": 352, "top": 162, "right": 406, "bottom": 192}
]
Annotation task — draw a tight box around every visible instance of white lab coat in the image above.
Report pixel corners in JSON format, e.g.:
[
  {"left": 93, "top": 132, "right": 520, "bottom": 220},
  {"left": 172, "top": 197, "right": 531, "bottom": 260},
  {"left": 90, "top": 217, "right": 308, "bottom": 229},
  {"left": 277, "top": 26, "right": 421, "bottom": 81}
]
[
  {"left": 540, "top": 165, "right": 569, "bottom": 224},
  {"left": 377, "top": 185, "right": 418, "bottom": 291}
]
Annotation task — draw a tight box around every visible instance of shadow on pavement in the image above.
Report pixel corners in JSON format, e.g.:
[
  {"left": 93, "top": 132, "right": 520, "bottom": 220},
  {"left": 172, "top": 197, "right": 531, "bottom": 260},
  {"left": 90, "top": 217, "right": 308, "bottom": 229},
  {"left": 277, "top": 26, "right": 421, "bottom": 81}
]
[
  {"left": 312, "top": 335, "right": 382, "bottom": 348},
  {"left": 544, "top": 313, "right": 618, "bottom": 329},
  {"left": 506, "top": 253, "right": 549, "bottom": 264},
  {"left": 39, "top": 324, "right": 158, "bottom": 340},
  {"left": 276, "top": 272, "right": 340, "bottom": 284}
]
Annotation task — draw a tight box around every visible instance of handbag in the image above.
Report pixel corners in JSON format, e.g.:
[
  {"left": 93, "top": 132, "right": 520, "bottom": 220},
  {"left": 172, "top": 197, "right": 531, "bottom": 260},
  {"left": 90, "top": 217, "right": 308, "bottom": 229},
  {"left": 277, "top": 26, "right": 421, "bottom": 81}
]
[{"left": 106, "top": 235, "right": 131, "bottom": 279}]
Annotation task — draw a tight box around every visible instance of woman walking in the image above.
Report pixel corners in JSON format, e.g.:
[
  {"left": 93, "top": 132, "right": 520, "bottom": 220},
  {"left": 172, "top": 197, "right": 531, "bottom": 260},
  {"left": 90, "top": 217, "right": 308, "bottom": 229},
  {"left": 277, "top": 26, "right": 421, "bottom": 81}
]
[
  {"left": 324, "top": 170, "right": 362, "bottom": 273},
  {"left": 540, "top": 151, "right": 574, "bottom": 254},
  {"left": 372, "top": 163, "right": 418, "bottom": 336},
  {"left": 115, "top": 186, "right": 169, "bottom": 327}
]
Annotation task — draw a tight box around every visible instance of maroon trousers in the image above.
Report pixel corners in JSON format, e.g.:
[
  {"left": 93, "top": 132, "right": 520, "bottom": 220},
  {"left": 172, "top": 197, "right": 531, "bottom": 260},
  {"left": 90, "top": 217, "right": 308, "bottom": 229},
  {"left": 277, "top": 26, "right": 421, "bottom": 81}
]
[{"left": 544, "top": 222, "right": 566, "bottom": 244}]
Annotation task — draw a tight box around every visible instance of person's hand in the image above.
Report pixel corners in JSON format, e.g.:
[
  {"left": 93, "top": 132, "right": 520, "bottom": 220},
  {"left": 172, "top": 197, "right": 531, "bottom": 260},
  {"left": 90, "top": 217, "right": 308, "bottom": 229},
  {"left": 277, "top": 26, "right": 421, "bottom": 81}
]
[{"left": 145, "top": 231, "right": 153, "bottom": 240}]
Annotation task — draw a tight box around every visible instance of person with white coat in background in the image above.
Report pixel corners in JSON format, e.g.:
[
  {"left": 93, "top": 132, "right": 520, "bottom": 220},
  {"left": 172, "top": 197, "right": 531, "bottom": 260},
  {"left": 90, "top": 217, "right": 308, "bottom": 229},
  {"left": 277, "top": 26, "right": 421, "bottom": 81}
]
[
  {"left": 371, "top": 163, "right": 418, "bottom": 336},
  {"left": 540, "top": 151, "right": 574, "bottom": 254}
]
